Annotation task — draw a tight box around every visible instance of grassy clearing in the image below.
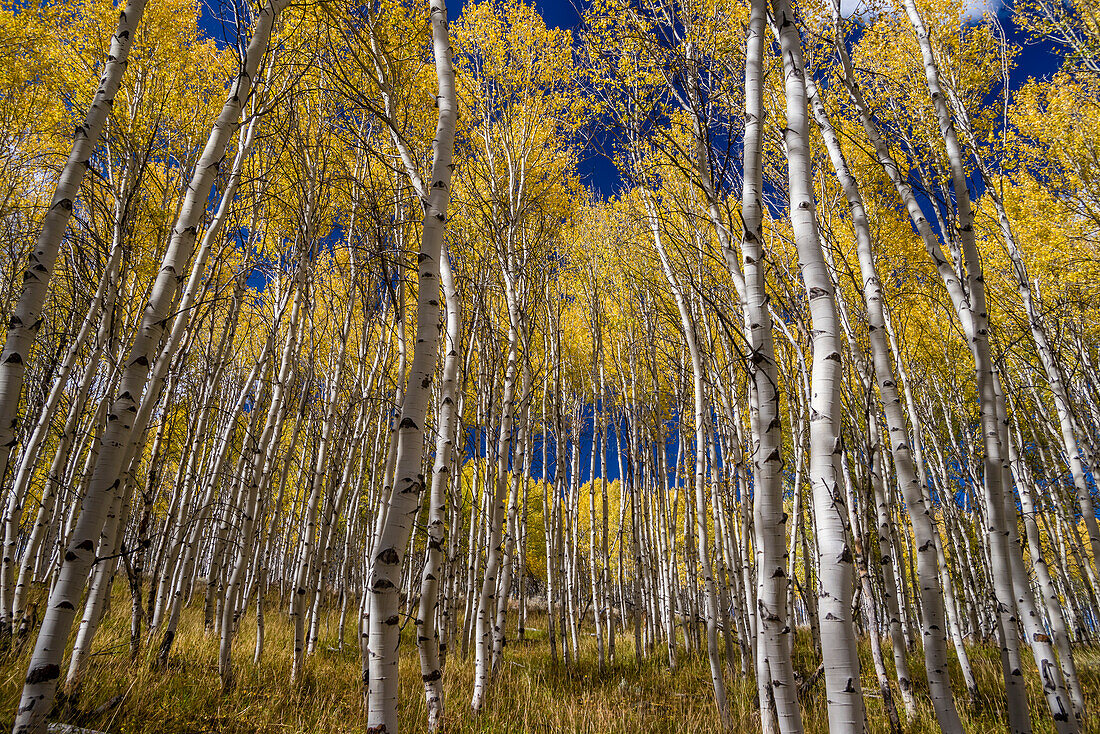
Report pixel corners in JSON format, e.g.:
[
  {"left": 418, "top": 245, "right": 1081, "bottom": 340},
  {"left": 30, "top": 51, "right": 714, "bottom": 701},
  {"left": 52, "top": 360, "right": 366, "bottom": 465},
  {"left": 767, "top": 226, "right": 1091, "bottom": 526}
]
[{"left": 1, "top": 585, "right": 1098, "bottom": 732}]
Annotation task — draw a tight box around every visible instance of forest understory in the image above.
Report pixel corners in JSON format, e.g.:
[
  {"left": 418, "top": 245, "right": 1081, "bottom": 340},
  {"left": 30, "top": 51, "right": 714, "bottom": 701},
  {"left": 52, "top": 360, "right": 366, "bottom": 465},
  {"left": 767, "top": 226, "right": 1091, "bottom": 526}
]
[{"left": 0, "top": 582, "right": 1096, "bottom": 734}]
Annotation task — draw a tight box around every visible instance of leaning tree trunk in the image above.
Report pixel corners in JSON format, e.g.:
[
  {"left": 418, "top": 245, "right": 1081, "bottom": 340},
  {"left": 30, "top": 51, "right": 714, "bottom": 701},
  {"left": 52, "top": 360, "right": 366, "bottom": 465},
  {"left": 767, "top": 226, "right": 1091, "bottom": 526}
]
[
  {"left": 12, "top": 2, "right": 288, "bottom": 729},
  {"left": 901, "top": 2, "right": 1076, "bottom": 729},
  {"left": 0, "top": 224, "right": 124, "bottom": 636},
  {"left": 831, "top": 9, "right": 1032, "bottom": 728},
  {"left": 952, "top": 86, "right": 1097, "bottom": 705},
  {"left": 0, "top": 0, "right": 148, "bottom": 553},
  {"left": 808, "top": 21, "right": 963, "bottom": 728}
]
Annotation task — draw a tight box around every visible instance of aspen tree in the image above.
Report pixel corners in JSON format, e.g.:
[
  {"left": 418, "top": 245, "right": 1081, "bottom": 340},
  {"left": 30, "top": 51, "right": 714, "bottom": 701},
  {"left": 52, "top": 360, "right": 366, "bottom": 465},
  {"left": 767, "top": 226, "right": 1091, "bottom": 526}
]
[
  {"left": 418, "top": 248, "right": 461, "bottom": 730},
  {"left": 808, "top": 9, "right": 963, "bottom": 724},
  {"left": 1, "top": 232, "right": 123, "bottom": 635},
  {"left": 953, "top": 96, "right": 1087, "bottom": 724},
  {"left": 12, "top": 0, "right": 290, "bottom": 727},
  {"left": 741, "top": 0, "right": 800, "bottom": 729},
  {"left": 0, "top": 0, "right": 148, "bottom": 539},
  {"left": 364, "top": 2, "right": 455, "bottom": 730},
  {"left": 769, "top": 0, "right": 866, "bottom": 724},
  {"left": 642, "top": 191, "right": 729, "bottom": 725},
  {"left": 899, "top": 2, "right": 1076, "bottom": 727}
]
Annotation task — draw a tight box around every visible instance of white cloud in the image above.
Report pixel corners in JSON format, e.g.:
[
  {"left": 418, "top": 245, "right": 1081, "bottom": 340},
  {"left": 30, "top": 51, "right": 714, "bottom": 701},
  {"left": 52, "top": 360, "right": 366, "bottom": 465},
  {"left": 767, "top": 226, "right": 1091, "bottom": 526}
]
[{"left": 838, "top": 0, "right": 1001, "bottom": 24}]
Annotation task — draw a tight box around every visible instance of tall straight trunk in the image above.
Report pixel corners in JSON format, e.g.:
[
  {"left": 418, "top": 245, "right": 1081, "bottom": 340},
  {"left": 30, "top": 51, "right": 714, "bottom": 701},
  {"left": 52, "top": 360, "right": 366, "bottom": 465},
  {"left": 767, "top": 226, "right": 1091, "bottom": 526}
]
[
  {"left": 491, "top": 346, "right": 532, "bottom": 671},
  {"left": 771, "top": 0, "right": 865, "bottom": 727},
  {"left": 541, "top": 322, "right": 558, "bottom": 664},
  {"left": 418, "top": 250, "right": 461, "bottom": 730},
  {"left": 807, "top": 25, "right": 962, "bottom": 727},
  {"left": 742, "top": 1, "right": 799, "bottom": 729},
  {"left": 471, "top": 313, "right": 518, "bottom": 710},
  {"left": 365, "top": 4, "right": 455, "bottom": 731},
  {"left": 598, "top": 363, "right": 612, "bottom": 661}
]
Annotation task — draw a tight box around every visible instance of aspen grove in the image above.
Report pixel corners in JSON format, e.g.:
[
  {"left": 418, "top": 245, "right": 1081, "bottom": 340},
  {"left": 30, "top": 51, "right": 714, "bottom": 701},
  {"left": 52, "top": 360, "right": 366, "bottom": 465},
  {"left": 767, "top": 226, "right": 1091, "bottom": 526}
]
[{"left": 3, "top": 0, "right": 1100, "bottom": 731}]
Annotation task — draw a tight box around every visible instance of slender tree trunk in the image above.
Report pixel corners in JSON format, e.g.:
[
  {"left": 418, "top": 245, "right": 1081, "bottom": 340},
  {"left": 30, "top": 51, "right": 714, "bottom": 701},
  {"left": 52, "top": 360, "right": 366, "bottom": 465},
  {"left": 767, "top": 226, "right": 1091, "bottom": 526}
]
[
  {"left": 807, "top": 31, "right": 962, "bottom": 728},
  {"left": 0, "top": 1, "right": 149, "bottom": 559},
  {"left": 418, "top": 248, "right": 461, "bottom": 730},
  {"left": 11, "top": 5, "right": 289, "bottom": 728},
  {"left": 365, "top": 4, "right": 455, "bottom": 730}
]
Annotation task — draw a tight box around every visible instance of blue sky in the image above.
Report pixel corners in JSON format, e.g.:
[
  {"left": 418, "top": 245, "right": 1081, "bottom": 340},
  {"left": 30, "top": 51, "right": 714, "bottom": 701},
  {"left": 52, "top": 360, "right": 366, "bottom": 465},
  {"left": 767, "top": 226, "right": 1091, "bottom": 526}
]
[
  {"left": 198, "top": 0, "right": 1064, "bottom": 86},
  {"left": 444, "top": 0, "right": 582, "bottom": 28},
  {"left": 197, "top": 0, "right": 1064, "bottom": 198}
]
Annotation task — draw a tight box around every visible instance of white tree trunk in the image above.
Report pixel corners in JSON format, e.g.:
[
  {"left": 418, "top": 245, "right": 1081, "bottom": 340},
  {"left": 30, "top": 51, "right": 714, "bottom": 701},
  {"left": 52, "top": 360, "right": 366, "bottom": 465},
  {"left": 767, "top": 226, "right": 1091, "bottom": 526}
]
[
  {"left": 742, "top": 2, "right": 800, "bottom": 728},
  {"left": 807, "top": 27, "right": 963, "bottom": 727},
  {"left": 418, "top": 249, "right": 461, "bottom": 730},
  {"left": 12, "top": 3, "right": 288, "bottom": 728},
  {"left": 772, "top": 0, "right": 865, "bottom": 726},
  {"left": 0, "top": 0, "right": 149, "bottom": 535},
  {"left": 364, "top": 3, "right": 455, "bottom": 730}
]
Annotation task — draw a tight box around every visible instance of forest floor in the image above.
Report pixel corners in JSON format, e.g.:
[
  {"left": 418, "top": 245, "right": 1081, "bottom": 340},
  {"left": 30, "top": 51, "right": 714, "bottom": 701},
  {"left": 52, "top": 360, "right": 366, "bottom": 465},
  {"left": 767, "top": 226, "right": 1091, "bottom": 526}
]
[{"left": 1, "top": 588, "right": 1099, "bottom": 733}]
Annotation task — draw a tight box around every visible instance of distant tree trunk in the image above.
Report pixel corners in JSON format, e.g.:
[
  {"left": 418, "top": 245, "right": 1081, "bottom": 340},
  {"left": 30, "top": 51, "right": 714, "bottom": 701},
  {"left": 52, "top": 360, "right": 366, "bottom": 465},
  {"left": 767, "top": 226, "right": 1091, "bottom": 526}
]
[
  {"left": 643, "top": 191, "right": 730, "bottom": 726},
  {"left": 220, "top": 275, "right": 304, "bottom": 688}
]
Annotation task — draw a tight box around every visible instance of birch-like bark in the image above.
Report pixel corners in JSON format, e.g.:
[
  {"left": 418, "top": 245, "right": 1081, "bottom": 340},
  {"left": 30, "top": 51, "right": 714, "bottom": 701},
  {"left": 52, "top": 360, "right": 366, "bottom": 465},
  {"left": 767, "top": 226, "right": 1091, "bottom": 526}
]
[
  {"left": 12, "top": 3, "right": 288, "bottom": 728},
  {"left": 10, "top": 306, "right": 112, "bottom": 634},
  {"left": 771, "top": 0, "right": 864, "bottom": 727},
  {"left": 901, "top": 2, "right": 1075, "bottom": 728},
  {"left": 807, "top": 23, "right": 962, "bottom": 727},
  {"left": 365, "top": 3, "right": 455, "bottom": 730},
  {"left": 742, "top": 1, "right": 799, "bottom": 729},
  {"left": 643, "top": 192, "right": 730, "bottom": 726},
  {"left": 831, "top": 8, "right": 1033, "bottom": 726},
  {"left": 0, "top": 228, "right": 123, "bottom": 635},
  {"left": 952, "top": 82, "right": 1095, "bottom": 708},
  {"left": 418, "top": 250, "right": 461, "bottom": 730},
  {"left": 0, "top": 0, "right": 148, "bottom": 525},
  {"left": 470, "top": 305, "right": 518, "bottom": 711},
  {"left": 1006, "top": 400, "right": 1085, "bottom": 715}
]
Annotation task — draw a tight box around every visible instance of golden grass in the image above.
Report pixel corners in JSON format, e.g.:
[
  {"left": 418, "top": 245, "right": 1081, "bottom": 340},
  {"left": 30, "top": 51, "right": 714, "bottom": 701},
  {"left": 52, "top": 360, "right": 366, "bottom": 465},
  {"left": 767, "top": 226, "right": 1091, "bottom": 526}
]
[{"left": 2, "top": 585, "right": 1099, "bottom": 732}]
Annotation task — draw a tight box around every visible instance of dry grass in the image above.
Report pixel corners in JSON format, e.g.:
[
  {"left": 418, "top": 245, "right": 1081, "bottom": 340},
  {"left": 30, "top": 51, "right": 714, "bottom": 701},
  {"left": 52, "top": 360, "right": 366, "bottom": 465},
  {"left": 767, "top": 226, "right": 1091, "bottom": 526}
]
[{"left": 1, "top": 585, "right": 1099, "bottom": 732}]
